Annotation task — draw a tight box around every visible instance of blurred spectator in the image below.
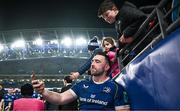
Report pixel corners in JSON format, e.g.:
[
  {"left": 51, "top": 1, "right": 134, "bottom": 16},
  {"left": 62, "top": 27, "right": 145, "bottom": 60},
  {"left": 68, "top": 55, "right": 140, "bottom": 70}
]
[
  {"left": 4, "top": 88, "right": 15, "bottom": 111},
  {"left": 0, "top": 84, "right": 5, "bottom": 101},
  {"left": 59, "top": 76, "right": 78, "bottom": 110},
  {"left": 13, "top": 83, "right": 45, "bottom": 111},
  {"left": 0, "top": 84, "right": 5, "bottom": 111}
]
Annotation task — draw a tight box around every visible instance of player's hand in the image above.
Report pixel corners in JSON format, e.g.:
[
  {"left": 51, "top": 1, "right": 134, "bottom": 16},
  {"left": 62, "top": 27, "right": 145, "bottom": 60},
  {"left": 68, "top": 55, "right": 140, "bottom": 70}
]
[
  {"left": 70, "top": 72, "right": 80, "bottom": 80},
  {"left": 31, "top": 71, "right": 45, "bottom": 94},
  {"left": 31, "top": 71, "right": 36, "bottom": 80}
]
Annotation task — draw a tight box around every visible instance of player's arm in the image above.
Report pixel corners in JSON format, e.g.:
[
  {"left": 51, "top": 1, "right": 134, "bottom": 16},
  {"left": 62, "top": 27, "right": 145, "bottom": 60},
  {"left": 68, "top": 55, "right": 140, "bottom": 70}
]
[
  {"left": 31, "top": 72, "right": 77, "bottom": 105},
  {"left": 114, "top": 84, "right": 130, "bottom": 111},
  {"left": 41, "top": 89, "right": 77, "bottom": 105},
  {"left": 115, "top": 105, "right": 130, "bottom": 111}
]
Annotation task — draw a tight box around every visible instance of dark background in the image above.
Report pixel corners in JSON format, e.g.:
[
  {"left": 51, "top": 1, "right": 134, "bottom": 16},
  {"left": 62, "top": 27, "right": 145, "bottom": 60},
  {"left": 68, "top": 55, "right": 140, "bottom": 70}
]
[{"left": 0, "top": 0, "right": 161, "bottom": 31}]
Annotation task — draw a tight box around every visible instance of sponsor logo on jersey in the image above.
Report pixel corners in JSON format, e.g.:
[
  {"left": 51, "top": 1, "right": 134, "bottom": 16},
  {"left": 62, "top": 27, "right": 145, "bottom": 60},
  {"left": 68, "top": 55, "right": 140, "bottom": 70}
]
[
  {"left": 103, "top": 87, "right": 111, "bottom": 93},
  {"left": 79, "top": 97, "right": 108, "bottom": 106},
  {"left": 83, "top": 84, "right": 89, "bottom": 88},
  {"left": 90, "top": 94, "right": 96, "bottom": 98}
]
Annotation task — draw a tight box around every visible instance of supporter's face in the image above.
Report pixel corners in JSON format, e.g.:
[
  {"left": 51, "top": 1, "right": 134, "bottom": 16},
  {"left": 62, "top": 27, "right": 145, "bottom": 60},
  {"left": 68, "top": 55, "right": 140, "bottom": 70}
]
[
  {"left": 102, "top": 10, "right": 117, "bottom": 24},
  {"left": 90, "top": 55, "right": 109, "bottom": 76},
  {"left": 103, "top": 41, "right": 113, "bottom": 52}
]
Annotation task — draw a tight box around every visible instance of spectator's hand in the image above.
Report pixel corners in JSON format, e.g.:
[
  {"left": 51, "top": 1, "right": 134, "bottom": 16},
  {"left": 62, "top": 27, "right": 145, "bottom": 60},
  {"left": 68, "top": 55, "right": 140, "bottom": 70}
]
[
  {"left": 119, "top": 35, "right": 134, "bottom": 44},
  {"left": 70, "top": 72, "right": 80, "bottom": 80},
  {"left": 31, "top": 71, "right": 45, "bottom": 94}
]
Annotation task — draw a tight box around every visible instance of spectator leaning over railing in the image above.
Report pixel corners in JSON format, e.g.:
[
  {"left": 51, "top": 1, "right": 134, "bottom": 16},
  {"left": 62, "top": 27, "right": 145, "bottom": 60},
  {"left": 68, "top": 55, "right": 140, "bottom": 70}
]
[
  {"left": 98, "top": 0, "right": 147, "bottom": 65},
  {"left": 98, "top": 0, "right": 147, "bottom": 46}
]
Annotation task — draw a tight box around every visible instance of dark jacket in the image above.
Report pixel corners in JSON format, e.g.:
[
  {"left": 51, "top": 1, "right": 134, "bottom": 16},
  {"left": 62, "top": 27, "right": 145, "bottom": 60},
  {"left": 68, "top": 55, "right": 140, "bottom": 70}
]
[
  {"left": 115, "top": 1, "right": 147, "bottom": 66},
  {"left": 115, "top": 1, "right": 147, "bottom": 38}
]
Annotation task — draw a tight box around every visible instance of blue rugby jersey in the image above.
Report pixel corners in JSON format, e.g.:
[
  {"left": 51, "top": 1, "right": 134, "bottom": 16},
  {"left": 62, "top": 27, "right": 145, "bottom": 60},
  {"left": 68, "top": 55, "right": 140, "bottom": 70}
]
[{"left": 70, "top": 77, "right": 128, "bottom": 110}]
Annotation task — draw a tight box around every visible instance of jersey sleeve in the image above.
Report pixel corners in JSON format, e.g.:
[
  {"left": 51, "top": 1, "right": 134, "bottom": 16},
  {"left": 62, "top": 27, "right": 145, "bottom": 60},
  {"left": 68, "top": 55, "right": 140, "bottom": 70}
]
[
  {"left": 114, "top": 84, "right": 130, "bottom": 110},
  {"left": 70, "top": 81, "right": 81, "bottom": 97}
]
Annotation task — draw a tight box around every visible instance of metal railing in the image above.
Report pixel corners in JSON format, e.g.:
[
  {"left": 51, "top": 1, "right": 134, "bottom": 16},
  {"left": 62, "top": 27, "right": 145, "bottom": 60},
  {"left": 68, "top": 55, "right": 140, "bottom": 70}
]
[{"left": 118, "top": 0, "right": 180, "bottom": 68}]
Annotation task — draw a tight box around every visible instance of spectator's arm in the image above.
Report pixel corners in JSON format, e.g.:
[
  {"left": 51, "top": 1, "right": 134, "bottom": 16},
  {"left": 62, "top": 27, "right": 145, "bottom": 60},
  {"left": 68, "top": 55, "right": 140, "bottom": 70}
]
[
  {"left": 119, "top": 34, "right": 134, "bottom": 44},
  {"left": 77, "top": 56, "right": 92, "bottom": 75},
  {"left": 123, "top": 16, "right": 146, "bottom": 38},
  {"left": 70, "top": 72, "right": 80, "bottom": 80},
  {"left": 77, "top": 48, "right": 103, "bottom": 75}
]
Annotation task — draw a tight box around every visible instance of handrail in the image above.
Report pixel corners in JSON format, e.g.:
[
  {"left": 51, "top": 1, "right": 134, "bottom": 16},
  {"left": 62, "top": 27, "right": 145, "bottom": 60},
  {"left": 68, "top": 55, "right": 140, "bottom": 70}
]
[
  {"left": 118, "top": 0, "right": 180, "bottom": 68},
  {"left": 118, "top": 15, "right": 180, "bottom": 74}
]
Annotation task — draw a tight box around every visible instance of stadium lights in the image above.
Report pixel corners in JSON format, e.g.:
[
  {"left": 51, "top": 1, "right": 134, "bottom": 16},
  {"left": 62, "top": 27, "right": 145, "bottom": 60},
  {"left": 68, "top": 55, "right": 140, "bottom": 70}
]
[
  {"left": 50, "top": 40, "right": 58, "bottom": 44},
  {"left": 61, "top": 37, "right": 72, "bottom": 47},
  {"left": 0, "top": 44, "right": 4, "bottom": 52},
  {"left": 11, "top": 40, "right": 25, "bottom": 49},
  {"left": 75, "top": 37, "right": 87, "bottom": 46},
  {"left": 33, "top": 38, "right": 43, "bottom": 46}
]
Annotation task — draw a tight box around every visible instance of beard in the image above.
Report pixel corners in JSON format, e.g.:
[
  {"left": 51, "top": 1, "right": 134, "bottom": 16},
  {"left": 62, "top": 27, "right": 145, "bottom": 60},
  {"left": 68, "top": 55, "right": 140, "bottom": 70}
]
[{"left": 90, "top": 68, "right": 104, "bottom": 76}]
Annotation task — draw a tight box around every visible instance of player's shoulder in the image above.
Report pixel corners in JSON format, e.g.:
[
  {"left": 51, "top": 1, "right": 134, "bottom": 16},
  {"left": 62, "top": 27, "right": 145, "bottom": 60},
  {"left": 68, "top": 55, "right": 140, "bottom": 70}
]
[
  {"left": 74, "top": 78, "right": 92, "bottom": 85},
  {"left": 106, "top": 79, "right": 124, "bottom": 89}
]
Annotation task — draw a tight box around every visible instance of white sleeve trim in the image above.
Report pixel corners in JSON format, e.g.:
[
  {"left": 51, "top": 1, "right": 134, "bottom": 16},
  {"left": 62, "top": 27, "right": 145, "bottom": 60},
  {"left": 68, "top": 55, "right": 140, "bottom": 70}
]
[
  {"left": 115, "top": 105, "right": 130, "bottom": 110},
  {"left": 69, "top": 89, "right": 78, "bottom": 98}
]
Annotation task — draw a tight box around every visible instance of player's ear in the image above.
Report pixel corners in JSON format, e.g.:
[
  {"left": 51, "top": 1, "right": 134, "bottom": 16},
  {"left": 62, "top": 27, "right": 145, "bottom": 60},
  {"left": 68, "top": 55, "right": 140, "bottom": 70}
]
[{"left": 105, "top": 64, "right": 110, "bottom": 72}]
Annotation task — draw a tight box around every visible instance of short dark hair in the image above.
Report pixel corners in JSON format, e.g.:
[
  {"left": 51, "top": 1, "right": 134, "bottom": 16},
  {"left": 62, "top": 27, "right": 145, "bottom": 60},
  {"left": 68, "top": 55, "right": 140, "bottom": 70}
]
[
  {"left": 98, "top": 0, "right": 115, "bottom": 18},
  {"left": 94, "top": 52, "right": 112, "bottom": 76},
  {"left": 21, "top": 83, "right": 34, "bottom": 96},
  {"left": 95, "top": 52, "right": 111, "bottom": 66},
  {"left": 64, "top": 76, "right": 72, "bottom": 83},
  {"left": 98, "top": 0, "right": 124, "bottom": 18}
]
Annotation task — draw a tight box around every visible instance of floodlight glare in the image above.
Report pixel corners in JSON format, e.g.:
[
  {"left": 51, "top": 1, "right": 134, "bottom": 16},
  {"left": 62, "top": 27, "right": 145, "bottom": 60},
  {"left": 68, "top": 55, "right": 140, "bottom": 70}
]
[
  {"left": 50, "top": 40, "right": 58, "bottom": 44},
  {"left": 0, "top": 44, "right": 4, "bottom": 52},
  {"left": 33, "top": 38, "right": 43, "bottom": 46},
  {"left": 61, "top": 37, "right": 72, "bottom": 47},
  {"left": 11, "top": 40, "right": 25, "bottom": 48},
  {"left": 76, "top": 37, "right": 87, "bottom": 46}
]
